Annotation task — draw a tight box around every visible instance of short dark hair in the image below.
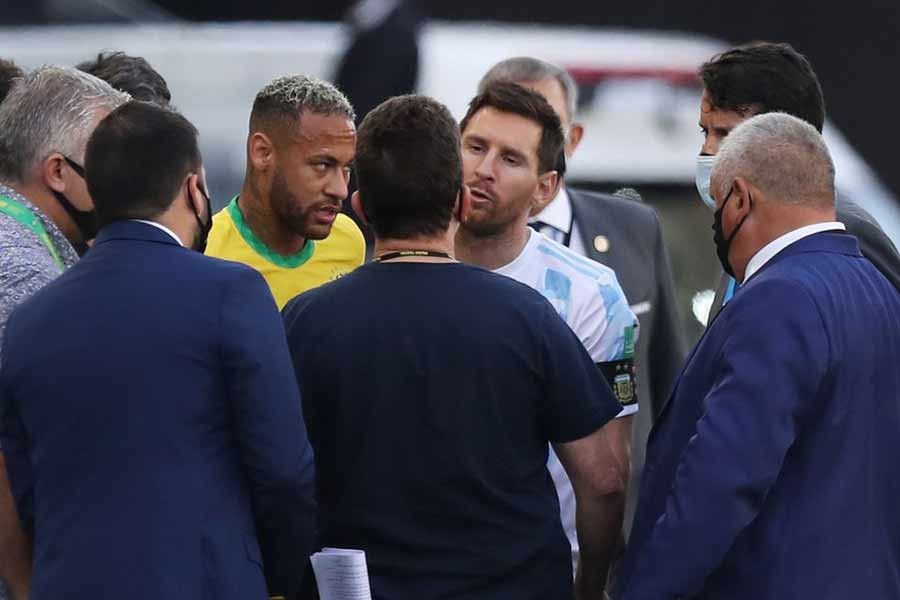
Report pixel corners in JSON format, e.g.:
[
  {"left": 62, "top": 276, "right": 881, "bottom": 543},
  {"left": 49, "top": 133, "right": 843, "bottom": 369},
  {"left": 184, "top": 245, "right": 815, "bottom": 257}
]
[
  {"left": 699, "top": 41, "right": 825, "bottom": 133},
  {"left": 86, "top": 101, "right": 201, "bottom": 226},
  {"left": 77, "top": 51, "right": 171, "bottom": 106},
  {"left": 355, "top": 95, "right": 462, "bottom": 240},
  {"left": 249, "top": 75, "right": 355, "bottom": 142},
  {"left": 0, "top": 58, "right": 24, "bottom": 104},
  {"left": 460, "top": 81, "right": 564, "bottom": 174}
]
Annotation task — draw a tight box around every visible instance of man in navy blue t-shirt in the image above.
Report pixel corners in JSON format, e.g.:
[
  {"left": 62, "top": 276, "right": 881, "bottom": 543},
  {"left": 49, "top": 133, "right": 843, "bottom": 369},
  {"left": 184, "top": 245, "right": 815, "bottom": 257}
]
[{"left": 283, "top": 94, "right": 622, "bottom": 600}]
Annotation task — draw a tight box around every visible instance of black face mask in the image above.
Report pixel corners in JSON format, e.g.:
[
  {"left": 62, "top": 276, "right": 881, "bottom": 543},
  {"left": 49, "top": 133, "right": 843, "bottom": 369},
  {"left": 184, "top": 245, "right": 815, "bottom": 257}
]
[
  {"left": 192, "top": 184, "right": 213, "bottom": 253},
  {"left": 56, "top": 156, "right": 99, "bottom": 246},
  {"left": 712, "top": 187, "right": 750, "bottom": 278}
]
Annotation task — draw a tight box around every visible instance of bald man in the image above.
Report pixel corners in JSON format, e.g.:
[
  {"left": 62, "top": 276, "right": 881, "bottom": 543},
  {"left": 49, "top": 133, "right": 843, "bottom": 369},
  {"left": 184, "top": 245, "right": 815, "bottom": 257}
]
[{"left": 616, "top": 113, "right": 900, "bottom": 600}]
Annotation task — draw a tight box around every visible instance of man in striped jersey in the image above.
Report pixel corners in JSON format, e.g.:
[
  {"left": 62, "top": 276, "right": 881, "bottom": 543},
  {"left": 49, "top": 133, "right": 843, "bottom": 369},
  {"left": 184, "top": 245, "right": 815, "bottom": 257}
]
[{"left": 456, "top": 81, "right": 637, "bottom": 596}]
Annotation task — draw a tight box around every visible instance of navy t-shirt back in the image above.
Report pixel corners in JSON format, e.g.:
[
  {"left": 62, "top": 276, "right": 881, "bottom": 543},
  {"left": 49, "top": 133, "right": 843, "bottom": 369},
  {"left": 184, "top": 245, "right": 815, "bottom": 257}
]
[{"left": 283, "top": 261, "right": 619, "bottom": 599}]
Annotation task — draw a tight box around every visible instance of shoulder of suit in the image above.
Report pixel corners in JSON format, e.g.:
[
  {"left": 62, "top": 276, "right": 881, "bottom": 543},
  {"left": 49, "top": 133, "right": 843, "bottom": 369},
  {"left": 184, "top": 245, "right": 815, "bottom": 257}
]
[
  {"left": 835, "top": 194, "right": 882, "bottom": 231},
  {"left": 834, "top": 194, "right": 897, "bottom": 248},
  {"left": 531, "top": 231, "right": 621, "bottom": 288},
  {"left": 567, "top": 186, "right": 660, "bottom": 229}
]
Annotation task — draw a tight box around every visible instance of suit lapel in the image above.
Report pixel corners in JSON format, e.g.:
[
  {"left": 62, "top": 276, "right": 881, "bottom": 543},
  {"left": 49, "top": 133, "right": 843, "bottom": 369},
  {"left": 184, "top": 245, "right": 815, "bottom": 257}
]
[
  {"left": 709, "top": 273, "right": 729, "bottom": 319},
  {"left": 655, "top": 232, "right": 858, "bottom": 434},
  {"left": 568, "top": 188, "right": 608, "bottom": 265},
  {"left": 649, "top": 330, "right": 704, "bottom": 435},
  {"left": 650, "top": 294, "right": 731, "bottom": 434}
]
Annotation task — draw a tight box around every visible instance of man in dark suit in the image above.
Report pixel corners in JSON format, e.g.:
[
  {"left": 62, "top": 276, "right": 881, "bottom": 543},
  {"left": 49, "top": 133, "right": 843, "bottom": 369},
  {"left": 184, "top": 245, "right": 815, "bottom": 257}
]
[
  {"left": 334, "top": 0, "right": 424, "bottom": 244},
  {"left": 477, "top": 57, "right": 687, "bottom": 537},
  {"left": 0, "top": 101, "right": 316, "bottom": 600},
  {"left": 334, "top": 0, "right": 422, "bottom": 124},
  {"left": 616, "top": 112, "right": 900, "bottom": 599},
  {"left": 696, "top": 42, "right": 900, "bottom": 317}
]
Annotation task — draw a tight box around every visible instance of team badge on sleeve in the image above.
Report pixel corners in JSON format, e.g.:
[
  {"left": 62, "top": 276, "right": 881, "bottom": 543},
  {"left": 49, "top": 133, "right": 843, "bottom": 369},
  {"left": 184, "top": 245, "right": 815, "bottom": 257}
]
[{"left": 597, "top": 324, "right": 637, "bottom": 407}]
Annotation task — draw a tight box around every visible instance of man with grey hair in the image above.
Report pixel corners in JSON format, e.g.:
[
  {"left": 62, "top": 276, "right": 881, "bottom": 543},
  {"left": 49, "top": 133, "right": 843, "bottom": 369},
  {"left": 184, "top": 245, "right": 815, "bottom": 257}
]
[
  {"left": 615, "top": 112, "right": 900, "bottom": 599},
  {"left": 477, "top": 56, "right": 686, "bottom": 569},
  {"left": 205, "top": 75, "right": 366, "bottom": 308},
  {"left": 0, "top": 65, "right": 128, "bottom": 600}
]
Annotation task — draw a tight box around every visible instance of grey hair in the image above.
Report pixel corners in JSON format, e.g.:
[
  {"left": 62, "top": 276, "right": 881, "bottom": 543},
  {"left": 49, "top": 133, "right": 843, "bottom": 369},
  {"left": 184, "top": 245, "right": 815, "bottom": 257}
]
[
  {"left": 478, "top": 57, "right": 578, "bottom": 122},
  {"left": 251, "top": 75, "right": 356, "bottom": 130},
  {"left": 711, "top": 112, "right": 835, "bottom": 208},
  {"left": 0, "top": 65, "right": 130, "bottom": 184}
]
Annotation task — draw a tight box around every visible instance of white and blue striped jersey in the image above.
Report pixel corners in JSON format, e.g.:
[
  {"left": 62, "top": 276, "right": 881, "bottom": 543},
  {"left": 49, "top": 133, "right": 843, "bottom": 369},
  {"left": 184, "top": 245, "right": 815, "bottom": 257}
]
[
  {"left": 494, "top": 228, "right": 639, "bottom": 572},
  {"left": 495, "top": 229, "right": 639, "bottom": 416}
]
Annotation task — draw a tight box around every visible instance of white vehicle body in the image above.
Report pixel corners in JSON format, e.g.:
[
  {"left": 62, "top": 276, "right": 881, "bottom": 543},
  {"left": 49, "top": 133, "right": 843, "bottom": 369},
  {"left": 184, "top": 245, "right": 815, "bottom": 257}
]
[
  {"left": 3, "top": 21, "right": 896, "bottom": 330},
  {"left": 2, "top": 21, "right": 896, "bottom": 238}
]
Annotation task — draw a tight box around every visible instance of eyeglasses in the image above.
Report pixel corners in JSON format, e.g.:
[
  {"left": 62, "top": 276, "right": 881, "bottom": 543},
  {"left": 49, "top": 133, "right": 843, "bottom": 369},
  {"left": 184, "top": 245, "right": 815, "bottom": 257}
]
[{"left": 63, "top": 156, "right": 85, "bottom": 179}]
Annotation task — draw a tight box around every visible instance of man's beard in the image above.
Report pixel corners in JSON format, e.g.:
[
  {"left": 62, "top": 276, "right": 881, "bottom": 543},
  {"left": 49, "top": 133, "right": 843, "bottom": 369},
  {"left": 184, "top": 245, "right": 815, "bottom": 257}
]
[
  {"left": 461, "top": 196, "right": 525, "bottom": 239},
  {"left": 269, "top": 166, "right": 335, "bottom": 241},
  {"left": 461, "top": 214, "right": 512, "bottom": 238}
]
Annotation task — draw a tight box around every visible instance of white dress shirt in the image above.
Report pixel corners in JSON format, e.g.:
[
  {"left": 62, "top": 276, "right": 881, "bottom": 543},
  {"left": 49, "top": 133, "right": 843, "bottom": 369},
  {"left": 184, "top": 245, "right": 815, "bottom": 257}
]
[
  {"left": 744, "top": 221, "right": 846, "bottom": 281},
  {"left": 133, "top": 219, "right": 184, "bottom": 247},
  {"left": 529, "top": 186, "right": 588, "bottom": 256}
]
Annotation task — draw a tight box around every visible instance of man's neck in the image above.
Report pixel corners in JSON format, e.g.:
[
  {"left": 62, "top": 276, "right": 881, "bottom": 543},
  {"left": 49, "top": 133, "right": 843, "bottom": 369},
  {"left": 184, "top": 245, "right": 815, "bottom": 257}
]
[
  {"left": 455, "top": 223, "right": 530, "bottom": 271},
  {"left": 238, "top": 181, "right": 307, "bottom": 256},
  {"left": 373, "top": 233, "right": 455, "bottom": 263}
]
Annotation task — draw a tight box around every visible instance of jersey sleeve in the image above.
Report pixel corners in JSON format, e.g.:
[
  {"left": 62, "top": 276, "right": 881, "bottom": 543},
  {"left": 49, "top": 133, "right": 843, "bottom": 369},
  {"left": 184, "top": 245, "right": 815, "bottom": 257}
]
[
  {"left": 539, "top": 299, "right": 622, "bottom": 443},
  {"left": 576, "top": 269, "right": 640, "bottom": 417}
]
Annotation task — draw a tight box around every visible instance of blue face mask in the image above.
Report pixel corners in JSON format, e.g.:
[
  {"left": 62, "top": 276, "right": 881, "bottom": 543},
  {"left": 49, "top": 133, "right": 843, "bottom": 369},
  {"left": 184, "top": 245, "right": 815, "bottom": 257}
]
[{"left": 695, "top": 154, "right": 717, "bottom": 210}]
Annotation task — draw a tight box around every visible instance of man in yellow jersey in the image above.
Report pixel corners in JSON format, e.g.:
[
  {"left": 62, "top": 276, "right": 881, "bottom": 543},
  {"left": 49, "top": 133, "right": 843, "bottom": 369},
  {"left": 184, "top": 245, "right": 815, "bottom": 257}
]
[{"left": 206, "top": 75, "right": 365, "bottom": 308}]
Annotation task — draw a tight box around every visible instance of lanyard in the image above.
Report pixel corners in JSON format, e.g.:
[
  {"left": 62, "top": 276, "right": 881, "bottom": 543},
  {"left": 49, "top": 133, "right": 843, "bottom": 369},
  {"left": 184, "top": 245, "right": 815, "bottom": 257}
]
[
  {"left": 0, "top": 194, "right": 66, "bottom": 271},
  {"left": 373, "top": 250, "right": 454, "bottom": 262}
]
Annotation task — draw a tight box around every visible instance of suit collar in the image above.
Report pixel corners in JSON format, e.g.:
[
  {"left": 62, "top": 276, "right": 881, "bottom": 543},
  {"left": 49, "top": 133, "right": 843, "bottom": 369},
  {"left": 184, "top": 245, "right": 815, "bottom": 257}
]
[
  {"left": 744, "top": 231, "right": 860, "bottom": 285},
  {"left": 94, "top": 219, "right": 185, "bottom": 248},
  {"left": 744, "top": 222, "right": 846, "bottom": 281}
]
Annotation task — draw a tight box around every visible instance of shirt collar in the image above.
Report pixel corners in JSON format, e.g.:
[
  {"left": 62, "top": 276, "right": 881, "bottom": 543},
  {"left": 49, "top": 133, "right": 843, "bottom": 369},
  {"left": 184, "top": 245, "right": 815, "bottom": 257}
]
[
  {"left": 494, "top": 228, "right": 538, "bottom": 275},
  {"left": 0, "top": 182, "right": 80, "bottom": 267},
  {"left": 132, "top": 219, "right": 184, "bottom": 246},
  {"left": 529, "top": 186, "right": 572, "bottom": 233},
  {"left": 744, "top": 221, "right": 846, "bottom": 281}
]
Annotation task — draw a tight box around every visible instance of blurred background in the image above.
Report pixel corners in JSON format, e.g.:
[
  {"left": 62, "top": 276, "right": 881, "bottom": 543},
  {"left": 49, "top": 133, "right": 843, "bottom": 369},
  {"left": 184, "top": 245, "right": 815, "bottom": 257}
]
[{"left": 2, "top": 0, "right": 898, "bottom": 344}]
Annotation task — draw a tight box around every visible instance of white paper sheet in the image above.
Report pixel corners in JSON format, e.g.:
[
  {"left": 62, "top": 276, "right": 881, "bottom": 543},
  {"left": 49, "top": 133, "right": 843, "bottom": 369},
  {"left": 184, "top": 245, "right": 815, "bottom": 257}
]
[{"left": 310, "top": 547, "right": 373, "bottom": 600}]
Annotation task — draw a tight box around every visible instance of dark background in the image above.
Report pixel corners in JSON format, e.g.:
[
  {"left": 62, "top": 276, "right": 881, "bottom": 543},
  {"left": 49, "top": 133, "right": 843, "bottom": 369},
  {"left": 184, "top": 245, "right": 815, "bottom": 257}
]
[{"left": 4, "top": 0, "right": 896, "bottom": 203}]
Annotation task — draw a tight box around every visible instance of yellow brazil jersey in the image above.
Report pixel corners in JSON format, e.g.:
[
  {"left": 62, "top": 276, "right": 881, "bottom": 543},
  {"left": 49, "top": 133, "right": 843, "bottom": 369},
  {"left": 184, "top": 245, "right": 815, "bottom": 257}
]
[{"left": 205, "top": 197, "right": 365, "bottom": 309}]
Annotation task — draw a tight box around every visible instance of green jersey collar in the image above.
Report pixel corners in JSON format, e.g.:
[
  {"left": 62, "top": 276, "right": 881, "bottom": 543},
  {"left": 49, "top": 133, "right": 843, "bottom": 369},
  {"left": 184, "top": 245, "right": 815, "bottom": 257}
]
[{"left": 227, "top": 196, "right": 315, "bottom": 268}]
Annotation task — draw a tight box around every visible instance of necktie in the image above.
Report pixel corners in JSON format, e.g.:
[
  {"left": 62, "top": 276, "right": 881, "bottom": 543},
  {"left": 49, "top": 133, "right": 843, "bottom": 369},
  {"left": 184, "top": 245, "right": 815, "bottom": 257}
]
[
  {"left": 722, "top": 276, "right": 740, "bottom": 304},
  {"left": 529, "top": 221, "right": 566, "bottom": 245}
]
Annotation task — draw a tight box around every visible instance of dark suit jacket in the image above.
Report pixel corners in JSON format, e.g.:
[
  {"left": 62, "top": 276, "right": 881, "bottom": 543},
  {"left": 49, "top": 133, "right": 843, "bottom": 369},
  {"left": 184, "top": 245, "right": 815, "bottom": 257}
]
[
  {"left": 616, "top": 232, "right": 900, "bottom": 599},
  {"left": 710, "top": 194, "right": 900, "bottom": 314},
  {"left": 570, "top": 188, "right": 686, "bottom": 417},
  {"left": 0, "top": 221, "right": 316, "bottom": 600},
  {"left": 335, "top": 1, "right": 423, "bottom": 247},
  {"left": 334, "top": 1, "right": 422, "bottom": 123},
  {"left": 568, "top": 188, "right": 686, "bottom": 536}
]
